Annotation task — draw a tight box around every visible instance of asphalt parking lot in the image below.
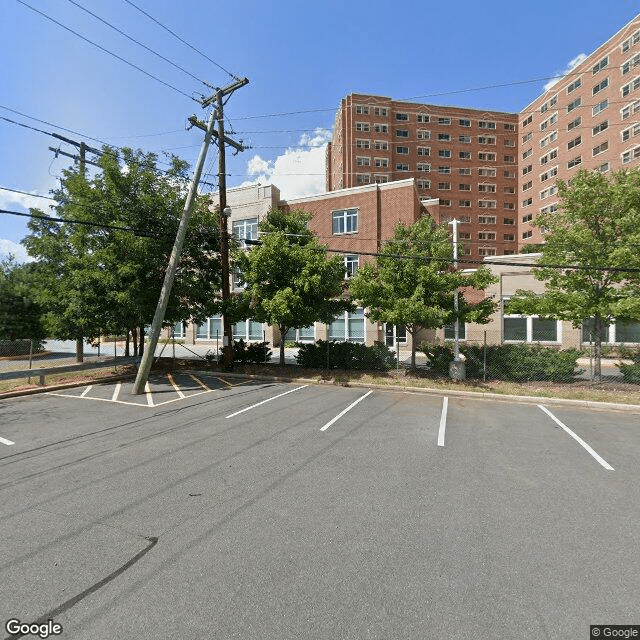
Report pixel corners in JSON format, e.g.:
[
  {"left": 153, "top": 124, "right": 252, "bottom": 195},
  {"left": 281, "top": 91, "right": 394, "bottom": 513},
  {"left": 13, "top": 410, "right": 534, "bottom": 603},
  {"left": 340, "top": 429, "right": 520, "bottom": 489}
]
[{"left": 1, "top": 375, "right": 639, "bottom": 639}]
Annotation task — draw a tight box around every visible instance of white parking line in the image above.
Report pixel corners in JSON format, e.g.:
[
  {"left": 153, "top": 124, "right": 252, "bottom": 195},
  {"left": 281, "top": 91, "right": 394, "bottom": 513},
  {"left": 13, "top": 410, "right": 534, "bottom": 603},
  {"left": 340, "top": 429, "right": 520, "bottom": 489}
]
[
  {"left": 226, "top": 385, "right": 308, "bottom": 419},
  {"left": 111, "top": 382, "right": 121, "bottom": 402},
  {"left": 438, "top": 397, "right": 448, "bottom": 447},
  {"left": 80, "top": 385, "right": 92, "bottom": 397},
  {"left": 145, "top": 381, "right": 154, "bottom": 407},
  {"left": 0, "top": 436, "right": 15, "bottom": 446},
  {"left": 537, "top": 404, "right": 614, "bottom": 471},
  {"left": 190, "top": 375, "right": 210, "bottom": 391},
  {"left": 167, "top": 372, "right": 185, "bottom": 399},
  {"left": 320, "top": 390, "right": 373, "bottom": 432}
]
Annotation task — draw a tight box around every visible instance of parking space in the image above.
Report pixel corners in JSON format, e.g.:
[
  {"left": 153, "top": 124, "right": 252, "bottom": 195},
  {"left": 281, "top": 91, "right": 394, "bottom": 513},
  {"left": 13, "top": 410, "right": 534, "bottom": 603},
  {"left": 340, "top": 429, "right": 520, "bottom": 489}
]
[{"left": 1, "top": 381, "right": 639, "bottom": 639}]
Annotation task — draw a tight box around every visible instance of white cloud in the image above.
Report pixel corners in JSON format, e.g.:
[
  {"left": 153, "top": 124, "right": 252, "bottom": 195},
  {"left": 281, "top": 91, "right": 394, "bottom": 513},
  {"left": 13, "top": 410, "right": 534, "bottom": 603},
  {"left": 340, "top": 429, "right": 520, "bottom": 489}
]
[
  {"left": 0, "top": 238, "right": 33, "bottom": 263},
  {"left": 544, "top": 53, "right": 588, "bottom": 91},
  {"left": 0, "top": 187, "right": 51, "bottom": 212},
  {"left": 241, "top": 128, "right": 331, "bottom": 200}
]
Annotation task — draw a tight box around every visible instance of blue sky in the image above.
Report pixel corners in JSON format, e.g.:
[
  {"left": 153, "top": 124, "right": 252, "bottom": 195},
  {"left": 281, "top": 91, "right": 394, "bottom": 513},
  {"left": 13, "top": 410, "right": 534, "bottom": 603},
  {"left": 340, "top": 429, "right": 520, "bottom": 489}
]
[{"left": 2, "top": 0, "right": 640, "bottom": 261}]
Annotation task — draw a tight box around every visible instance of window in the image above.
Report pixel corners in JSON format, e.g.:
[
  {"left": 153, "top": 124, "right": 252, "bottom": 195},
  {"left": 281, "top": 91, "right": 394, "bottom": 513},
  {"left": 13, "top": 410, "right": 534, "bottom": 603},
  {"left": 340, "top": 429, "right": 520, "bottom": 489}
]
[
  {"left": 374, "top": 106, "right": 388, "bottom": 116},
  {"left": 593, "top": 141, "right": 609, "bottom": 156},
  {"left": 329, "top": 308, "right": 365, "bottom": 342},
  {"left": 478, "top": 247, "right": 497, "bottom": 256},
  {"left": 459, "top": 118, "right": 471, "bottom": 127},
  {"left": 396, "top": 129, "right": 409, "bottom": 138},
  {"left": 622, "top": 145, "right": 640, "bottom": 163},
  {"left": 197, "top": 315, "right": 222, "bottom": 340},
  {"left": 374, "top": 174, "right": 389, "bottom": 183},
  {"left": 396, "top": 146, "right": 409, "bottom": 154},
  {"left": 593, "top": 78, "right": 609, "bottom": 95},
  {"left": 622, "top": 122, "right": 640, "bottom": 141},
  {"left": 459, "top": 167, "right": 472, "bottom": 175},
  {"left": 540, "top": 186, "right": 557, "bottom": 199},
  {"left": 374, "top": 157, "right": 389, "bottom": 167},
  {"left": 459, "top": 232, "right": 471, "bottom": 240},
  {"left": 374, "top": 140, "right": 389, "bottom": 150},
  {"left": 504, "top": 217, "right": 515, "bottom": 225},
  {"left": 592, "top": 99, "right": 608, "bottom": 116},
  {"left": 332, "top": 208, "right": 358, "bottom": 234},
  {"left": 356, "top": 139, "right": 370, "bottom": 150},
  {"left": 459, "top": 200, "right": 471, "bottom": 207},
  {"left": 504, "top": 202, "right": 515, "bottom": 210},
  {"left": 593, "top": 121, "right": 609, "bottom": 136},
  {"left": 522, "top": 230, "right": 533, "bottom": 239},
  {"left": 522, "top": 115, "right": 533, "bottom": 127},
  {"left": 459, "top": 151, "right": 471, "bottom": 159},
  {"left": 523, "top": 132, "right": 532, "bottom": 143},
  {"left": 596, "top": 162, "right": 610, "bottom": 173},
  {"left": 439, "top": 149, "right": 451, "bottom": 158},
  {"left": 355, "top": 173, "right": 371, "bottom": 185},
  {"left": 522, "top": 164, "right": 532, "bottom": 175},
  {"left": 395, "top": 112, "right": 409, "bottom": 121},
  {"left": 621, "top": 76, "right": 640, "bottom": 97},
  {"left": 356, "top": 156, "right": 371, "bottom": 166},
  {"left": 284, "top": 325, "right": 315, "bottom": 343},
  {"left": 396, "top": 163, "right": 409, "bottom": 171},
  {"left": 621, "top": 30, "right": 640, "bottom": 53},
  {"left": 504, "top": 170, "right": 516, "bottom": 178},
  {"left": 344, "top": 255, "right": 359, "bottom": 278},
  {"left": 478, "top": 136, "right": 496, "bottom": 145},
  {"left": 592, "top": 56, "right": 608, "bottom": 74},
  {"left": 355, "top": 105, "right": 369, "bottom": 114},
  {"left": 567, "top": 116, "right": 581, "bottom": 131},
  {"left": 478, "top": 120, "right": 496, "bottom": 129},
  {"left": 416, "top": 179, "right": 431, "bottom": 189},
  {"left": 478, "top": 200, "right": 496, "bottom": 209},
  {"left": 417, "top": 129, "right": 431, "bottom": 140},
  {"left": 567, "top": 77, "right": 582, "bottom": 93},
  {"left": 233, "top": 319, "right": 264, "bottom": 342},
  {"left": 479, "top": 167, "right": 497, "bottom": 177},
  {"left": 438, "top": 116, "right": 451, "bottom": 125},
  {"left": 478, "top": 152, "right": 496, "bottom": 161},
  {"left": 621, "top": 99, "right": 640, "bottom": 120},
  {"left": 567, "top": 97, "right": 581, "bottom": 113},
  {"left": 417, "top": 113, "right": 429, "bottom": 123},
  {"left": 522, "top": 197, "right": 533, "bottom": 207},
  {"left": 622, "top": 52, "right": 640, "bottom": 75},
  {"left": 385, "top": 324, "right": 408, "bottom": 346},
  {"left": 459, "top": 183, "right": 471, "bottom": 191},
  {"left": 232, "top": 217, "right": 259, "bottom": 247},
  {"left": 478, "top": 215, "right": 496, "bottom": 224},
  {"left": 373, "top": 123, "right": 388, "bottom": 133},
  {"left": 172, "top": 321, "right": 186, "bottom": 339},
  {"left": 522, "top": 181, "right": 532, "bottom": 191},
  {"left": 355, "top": 122, "right": 370, "bottom": 131},
  {"left": 504, "top": 155, "right": 516, "bottom": 164},
  {"left": 438, "top": 133, "right": 451, "bottom": 141},
  {"left": 478, "top": 231, "right": 496, "bottom": 240},
  {"left": 522, "top": 148, "right": 532, "bottom": 159},
  {"left": 439, "top": 199, "right": 451, "bottom": 206},
  {"left": 504, "top": 123, "right": 516, "bottom": 131},
  {"left": 438, "top": 182, "right": 451, "bottom": 190},
  {"left": 417, "top": 147, "right": 430, "bottom": 156},
  {"left": 522, "top": 213, "right": 533, "bottom": 223},
  {"left": 504, "top": 315, "right": 559, "bottom": 342},
  {"left": 540, "top": 166, "right": 558, "bottom": 182},
  {"left": 438, "top": 166, "right": 451, "bottom": 174},
  {"left": 504, "top": 233, "right": 515, "bottom": 241},
  {"left": 479, "top": 183, "right": 497, "bottom": 193},
  {"left": 417, "top": 162, "right": 431, "bottom": 172},
  {"left": 504, "top": 139, "right": 515, "bottom": 147},
  {"left": 567, "top": 135, "right": 581, "bottom": 150}
]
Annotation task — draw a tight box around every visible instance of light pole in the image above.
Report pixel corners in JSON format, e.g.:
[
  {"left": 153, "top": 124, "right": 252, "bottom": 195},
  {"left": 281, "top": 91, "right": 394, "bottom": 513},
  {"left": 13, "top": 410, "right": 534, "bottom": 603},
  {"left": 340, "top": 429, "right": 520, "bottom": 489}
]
[{"left": 448, "top": 219, "right": 465, "bottom": 380}]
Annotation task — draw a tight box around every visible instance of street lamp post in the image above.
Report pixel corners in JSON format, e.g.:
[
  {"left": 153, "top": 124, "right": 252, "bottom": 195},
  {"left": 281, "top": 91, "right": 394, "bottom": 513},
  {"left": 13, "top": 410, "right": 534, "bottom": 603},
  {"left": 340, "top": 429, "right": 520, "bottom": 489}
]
[{"left": 448, "top": 219, "right": 466, "bottom": 380}]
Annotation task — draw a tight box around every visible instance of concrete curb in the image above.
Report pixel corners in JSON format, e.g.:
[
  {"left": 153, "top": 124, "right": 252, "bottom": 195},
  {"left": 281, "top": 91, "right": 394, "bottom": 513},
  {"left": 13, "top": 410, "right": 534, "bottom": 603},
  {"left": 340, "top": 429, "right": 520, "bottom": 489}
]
[
  {"left": 186, "top": 369, "right": 640, "bottom": 414},
  {"left": 0, "top": 373, "right": 136, "bottom": 400}
]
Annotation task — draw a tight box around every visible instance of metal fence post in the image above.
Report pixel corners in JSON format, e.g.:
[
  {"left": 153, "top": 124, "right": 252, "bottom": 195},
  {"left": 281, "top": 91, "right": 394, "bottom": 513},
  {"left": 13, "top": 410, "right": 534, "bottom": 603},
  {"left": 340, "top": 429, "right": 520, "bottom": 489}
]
[
  {"left": 483, "top": 330, "right": 487, "bottom": 382},
  {"left": 28, "top": 339, "right": 33, "bottom": 385}
]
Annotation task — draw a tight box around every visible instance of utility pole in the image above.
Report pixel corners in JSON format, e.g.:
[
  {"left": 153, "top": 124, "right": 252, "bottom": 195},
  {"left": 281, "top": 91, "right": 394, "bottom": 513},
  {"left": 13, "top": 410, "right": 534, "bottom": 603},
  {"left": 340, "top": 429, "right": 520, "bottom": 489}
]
[
  {"left": 49, "top": 136, "right": 102, "bottom": 364},
  {"left": 448, "top": 218, "right": 465, "bottom": 380},
  {"left": 131, "top": 77, "right": 248, "bottom": 394}
]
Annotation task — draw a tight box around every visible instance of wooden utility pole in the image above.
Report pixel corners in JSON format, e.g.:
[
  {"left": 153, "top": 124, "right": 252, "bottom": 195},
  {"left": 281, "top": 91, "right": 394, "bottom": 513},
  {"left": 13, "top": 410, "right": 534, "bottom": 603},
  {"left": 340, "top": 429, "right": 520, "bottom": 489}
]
[{"left": 131, "top": 77, "right": 248, "bottom": 394}]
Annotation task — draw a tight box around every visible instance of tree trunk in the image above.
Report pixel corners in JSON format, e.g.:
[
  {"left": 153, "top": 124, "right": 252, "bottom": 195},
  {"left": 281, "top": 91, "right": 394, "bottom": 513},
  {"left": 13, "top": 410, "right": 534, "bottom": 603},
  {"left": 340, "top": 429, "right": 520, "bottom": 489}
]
[
  {"left": 279, "top": 326, "right": 286, "bottom": 366},
  {"left": 132, "top": 327, "right": 138, "bottom": 357},
  {"left": 139, "top": 325, "right": 145, "bottom": 357},
  {"left": 125, "top": 331, "right": 130, "bottom": 357},
  {"left": 410, "top": 327, "right": 416, "bottom": 369},
  {"left": 76, "top": 336, "right": 83, "bottom": 363},
  {"left": 593, "top": 315, "right": 603, "bottom": 382}
]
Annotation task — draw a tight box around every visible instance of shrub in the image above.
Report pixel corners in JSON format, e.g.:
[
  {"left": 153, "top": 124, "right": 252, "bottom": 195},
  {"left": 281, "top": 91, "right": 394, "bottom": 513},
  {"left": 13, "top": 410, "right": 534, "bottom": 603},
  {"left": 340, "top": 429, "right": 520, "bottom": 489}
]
[
  {"left": 617, "top": 353, "right": 640, "bottom": 383},
  {"left": 204, "top": 340, "right": 272, "bottom": 365},
  {"left": 296, "top": 340, "right": 396, "bottom": 371},
  {"left": 422, "top": 342, "right": 582, "bottom": 382}
]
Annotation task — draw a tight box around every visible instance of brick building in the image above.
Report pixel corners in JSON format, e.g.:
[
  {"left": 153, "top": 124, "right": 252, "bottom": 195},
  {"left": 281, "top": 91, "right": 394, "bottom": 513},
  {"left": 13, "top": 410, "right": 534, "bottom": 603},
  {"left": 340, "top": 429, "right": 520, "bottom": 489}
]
[{"left": 327, "top": 95, "right": 519, "bottom": 261}]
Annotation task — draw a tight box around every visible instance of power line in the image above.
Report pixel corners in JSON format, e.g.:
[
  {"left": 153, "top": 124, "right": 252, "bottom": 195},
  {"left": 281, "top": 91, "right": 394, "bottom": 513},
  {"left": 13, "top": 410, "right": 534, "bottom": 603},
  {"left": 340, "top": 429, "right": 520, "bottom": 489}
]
[
  {"left": 16, "top": 0, "right": 195, "bottom": 101},
  {"left": 63, "top": 0, "right": 209, "bottom": 88},
  {"left": 122, "top": 0, "right": 241, "bottom": 81}
]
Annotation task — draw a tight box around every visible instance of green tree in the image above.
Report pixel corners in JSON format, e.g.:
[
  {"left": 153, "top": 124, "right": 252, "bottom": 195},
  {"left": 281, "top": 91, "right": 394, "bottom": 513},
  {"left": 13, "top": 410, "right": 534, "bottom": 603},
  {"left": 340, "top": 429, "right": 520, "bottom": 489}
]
[
  {"left": 349, "top": 216, "right": 497, "bottom": 368},
  {"left": 232, "top": 209, "right": 353, "bottom": 365},
  {"left": 22, "top": 147, "right": 221, "bottom": 358},
  {"left": 0, "top": 257, "right": 46, "bottom": 346},
  {"left": 509, "top": 169, "right": 640, "bottom": 380}
]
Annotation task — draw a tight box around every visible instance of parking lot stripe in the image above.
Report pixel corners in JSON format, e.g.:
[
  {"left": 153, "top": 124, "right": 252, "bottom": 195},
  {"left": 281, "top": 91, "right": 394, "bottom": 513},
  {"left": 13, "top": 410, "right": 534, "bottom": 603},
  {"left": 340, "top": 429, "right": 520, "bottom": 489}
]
[
  {"left": 537, "top": 404, "right": 614, "bottom": 471},
  {"left": 319, "top": 390, "right": 373, "bottom": 432},
  {"left": 438, "top": 397, "right": 448, "bottom": 447},
  {"left": 145, "top": 382, "right": 154, "bottom": 407},
  {"left": 190, "top": 375, "right": 210, "bottom": 391},
  {"left": 111, "top": 382, "right": 121, "bottom": 402},
  {"left": 80, "top": 385, "right": 92, "bottom": 397},
  {"left": 0, "top": 436, "right": 15, "bottom": 446},
  {"left": 225, "top": 385, "right": 308, "bottom": 419},
  {"left": 166, "top": 373, "right": 185, "bottom": 399}
]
